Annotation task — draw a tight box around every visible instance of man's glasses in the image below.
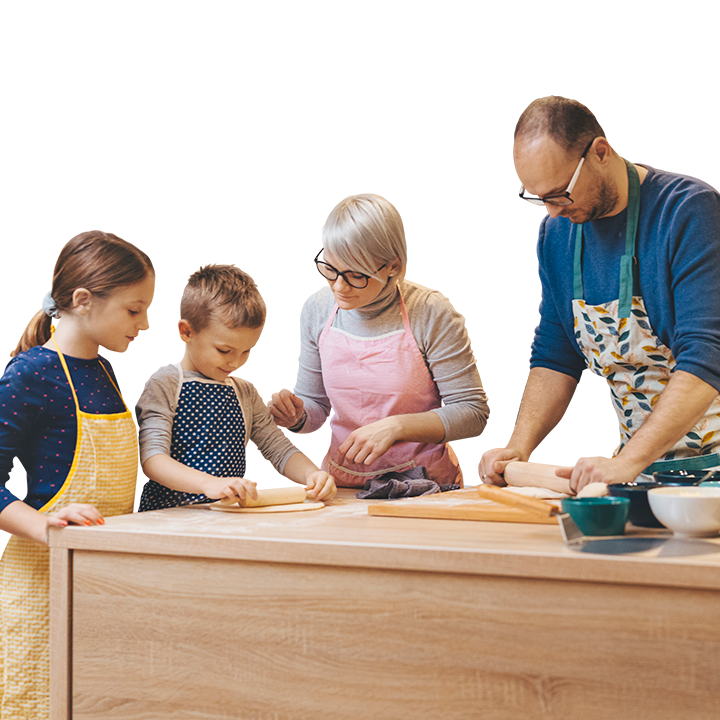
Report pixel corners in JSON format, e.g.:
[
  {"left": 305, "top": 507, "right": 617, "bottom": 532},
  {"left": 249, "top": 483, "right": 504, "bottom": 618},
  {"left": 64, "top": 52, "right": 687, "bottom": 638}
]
[
  {"left": 519, "top": 138, "right": 595, "bottom": 207},
  {"left": 314, "top": 250, "right": 386, "bottom": 289}
]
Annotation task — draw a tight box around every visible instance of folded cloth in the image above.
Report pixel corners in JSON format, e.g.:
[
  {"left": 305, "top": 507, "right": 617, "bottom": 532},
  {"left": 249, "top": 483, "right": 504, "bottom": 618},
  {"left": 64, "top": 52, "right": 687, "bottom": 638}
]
[{"left": 356, "top": 466, "right": 461, "bottom": 499}]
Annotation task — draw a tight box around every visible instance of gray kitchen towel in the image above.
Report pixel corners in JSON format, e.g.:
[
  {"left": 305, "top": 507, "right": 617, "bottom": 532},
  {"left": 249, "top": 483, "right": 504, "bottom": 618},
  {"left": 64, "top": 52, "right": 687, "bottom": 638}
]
[{"left": 355, "top": 466, "right": 460, "bottom": 499}]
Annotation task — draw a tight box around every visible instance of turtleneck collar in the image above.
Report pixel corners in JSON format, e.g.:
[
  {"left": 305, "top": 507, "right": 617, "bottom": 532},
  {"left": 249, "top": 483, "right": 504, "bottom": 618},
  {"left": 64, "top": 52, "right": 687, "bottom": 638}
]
[{"left": 338, "top": 277, "right": 403, "bottom": 320}]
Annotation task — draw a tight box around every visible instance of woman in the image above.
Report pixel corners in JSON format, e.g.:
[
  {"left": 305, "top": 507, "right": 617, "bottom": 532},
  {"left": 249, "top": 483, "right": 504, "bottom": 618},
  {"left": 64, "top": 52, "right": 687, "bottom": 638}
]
[{"left": 269, "top": 194, "right": 488, "bottom": 488}]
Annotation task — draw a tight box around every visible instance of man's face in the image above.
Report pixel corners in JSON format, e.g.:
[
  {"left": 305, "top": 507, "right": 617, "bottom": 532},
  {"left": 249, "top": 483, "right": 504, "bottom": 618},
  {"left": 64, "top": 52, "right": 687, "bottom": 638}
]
[{"left": 514, "top": 135, "right": 618, "bottom": 224}]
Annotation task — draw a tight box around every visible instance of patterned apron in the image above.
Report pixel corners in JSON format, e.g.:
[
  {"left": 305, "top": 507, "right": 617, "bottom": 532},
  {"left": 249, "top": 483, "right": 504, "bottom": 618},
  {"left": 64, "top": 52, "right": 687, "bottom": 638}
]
[
  {"left": 0, "top": 341, "right": 137, "bottom": 719},
  {"left": 318, "top": 292, "right": 461, "bottom": 487},
  {"left": 138, "top": 365, "right": 248, "bottom": 511},
  {"left": 572, "top": 160, "right": 720, "bottom": 477}
]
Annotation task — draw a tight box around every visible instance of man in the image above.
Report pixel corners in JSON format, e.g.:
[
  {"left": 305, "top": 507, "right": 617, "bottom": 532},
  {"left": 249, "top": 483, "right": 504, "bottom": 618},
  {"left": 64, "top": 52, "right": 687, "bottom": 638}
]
[{"left": 480, "top": 96, "right": 720, "bottom": 492}]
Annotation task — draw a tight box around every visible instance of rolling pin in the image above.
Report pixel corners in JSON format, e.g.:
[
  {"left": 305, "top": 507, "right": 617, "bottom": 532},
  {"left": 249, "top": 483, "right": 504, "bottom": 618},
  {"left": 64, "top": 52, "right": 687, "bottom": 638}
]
[
  {"left": 219, "top": 486, "right": 308, "bottom": 508},
  {"left": 503, "top": 461, "right": 573, "bottom": 495},
  {"left": 476, "top": 484, "right": 558, "bottom": 517}
]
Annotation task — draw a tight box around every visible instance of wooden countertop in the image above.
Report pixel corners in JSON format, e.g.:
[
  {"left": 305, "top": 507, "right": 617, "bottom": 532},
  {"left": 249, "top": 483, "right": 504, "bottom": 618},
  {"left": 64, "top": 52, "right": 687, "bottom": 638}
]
[{"left": 49, "top": 488, "right": 720, "bottom": 591}]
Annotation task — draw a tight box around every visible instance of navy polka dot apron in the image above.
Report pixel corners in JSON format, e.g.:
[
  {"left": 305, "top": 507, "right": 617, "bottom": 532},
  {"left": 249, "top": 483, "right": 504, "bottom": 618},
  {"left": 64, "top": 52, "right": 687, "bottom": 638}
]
[{"left": 139, "top": 366, "right": 247, "bottom": 511}]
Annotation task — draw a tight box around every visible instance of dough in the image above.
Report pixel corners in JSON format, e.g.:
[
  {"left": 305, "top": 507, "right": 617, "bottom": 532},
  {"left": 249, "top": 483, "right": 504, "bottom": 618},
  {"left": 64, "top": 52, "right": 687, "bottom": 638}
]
[
  {"left": 220, "top": 486, "right": 307, "bottom": 509},
  {"left": 209, "top": 500, "right": 325, "bottom": 513},
  {"left": 576, "top": 482, "right": 609, "bottom": 498}
]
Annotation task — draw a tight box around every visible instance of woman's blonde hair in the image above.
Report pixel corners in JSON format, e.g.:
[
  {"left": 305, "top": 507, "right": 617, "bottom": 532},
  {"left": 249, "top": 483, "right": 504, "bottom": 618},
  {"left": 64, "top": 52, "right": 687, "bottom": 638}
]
[
  {"left": 12, "top": 231, "right": 154, "bottom": 357},
  {"left": 322, "top": 194, "right": 407, "bottom": 278}
]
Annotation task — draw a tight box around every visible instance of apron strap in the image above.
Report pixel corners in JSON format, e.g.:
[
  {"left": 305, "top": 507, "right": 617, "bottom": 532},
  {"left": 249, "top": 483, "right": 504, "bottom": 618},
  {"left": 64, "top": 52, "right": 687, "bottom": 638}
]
[{"left": 572, "top": 160, "right": 641, "bottom": 319}]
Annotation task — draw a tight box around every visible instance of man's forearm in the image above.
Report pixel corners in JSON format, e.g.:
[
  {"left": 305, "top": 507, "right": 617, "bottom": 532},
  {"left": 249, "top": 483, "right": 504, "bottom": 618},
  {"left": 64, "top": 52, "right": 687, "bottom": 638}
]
[{"left": 508, "top": 367, "right": 578, "bottom": 459}]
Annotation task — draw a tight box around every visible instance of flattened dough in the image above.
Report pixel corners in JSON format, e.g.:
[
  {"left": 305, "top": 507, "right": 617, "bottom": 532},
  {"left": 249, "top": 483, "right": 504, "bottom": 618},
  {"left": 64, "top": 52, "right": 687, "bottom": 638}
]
[{"left": 209, "top": 500, "right": 325, "bottom": 513}]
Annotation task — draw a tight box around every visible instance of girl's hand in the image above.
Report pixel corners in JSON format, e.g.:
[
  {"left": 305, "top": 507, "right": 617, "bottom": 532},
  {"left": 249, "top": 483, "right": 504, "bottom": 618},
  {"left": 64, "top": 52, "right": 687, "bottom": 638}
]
[
  {"left": 268, "top": 389, "right": 305, "bottom": 428},
  {"left": 202, "top": 476, "right": 258, "bottom": 504},
  {"left": 305, "top": 471, "right": 337, "bottom": 502},
  {"left": 52, "top": 503, "right": 105, "bottom": 527},
  {"left": 337, "top": 418, "right": 400, "bottom": 467}
]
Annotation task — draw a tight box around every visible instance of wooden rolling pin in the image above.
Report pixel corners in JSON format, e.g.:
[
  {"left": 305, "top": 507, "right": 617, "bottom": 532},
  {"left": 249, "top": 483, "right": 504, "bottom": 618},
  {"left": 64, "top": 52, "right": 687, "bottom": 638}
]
[
  {"left": 219, "top": 486, "right": 307, "bottom": 508},
  {"left": 503, "top": 461, "right": 573, "bottom": 495},
  {"left": 477, "top": 484, "right": 559, "bottom": 517}
]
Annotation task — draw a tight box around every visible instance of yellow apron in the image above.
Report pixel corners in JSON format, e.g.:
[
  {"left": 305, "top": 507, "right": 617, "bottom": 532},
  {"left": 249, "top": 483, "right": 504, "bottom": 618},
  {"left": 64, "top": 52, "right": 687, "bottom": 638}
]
[{"left": 0, "top": 342, "right": 137, "bottom": 719}]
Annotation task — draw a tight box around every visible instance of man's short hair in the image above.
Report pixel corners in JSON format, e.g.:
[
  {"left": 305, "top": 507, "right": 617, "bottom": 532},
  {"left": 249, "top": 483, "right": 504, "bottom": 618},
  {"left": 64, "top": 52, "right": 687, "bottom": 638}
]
[{"left": 515, "top": 96, "right": 606, "bottom": 154}]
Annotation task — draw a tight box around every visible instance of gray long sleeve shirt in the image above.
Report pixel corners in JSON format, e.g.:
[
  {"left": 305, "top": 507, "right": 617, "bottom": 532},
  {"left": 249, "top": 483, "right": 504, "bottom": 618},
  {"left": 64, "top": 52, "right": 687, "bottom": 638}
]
[{"left": 291, "top": 279, "right": 489, "bottom": 441}]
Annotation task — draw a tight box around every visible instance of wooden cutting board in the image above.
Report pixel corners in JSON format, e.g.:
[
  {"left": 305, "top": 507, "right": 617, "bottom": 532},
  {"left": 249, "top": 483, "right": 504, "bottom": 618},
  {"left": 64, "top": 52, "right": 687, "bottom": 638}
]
[{"left": 367, "top": 488, "right": 559, "bottom": 525}]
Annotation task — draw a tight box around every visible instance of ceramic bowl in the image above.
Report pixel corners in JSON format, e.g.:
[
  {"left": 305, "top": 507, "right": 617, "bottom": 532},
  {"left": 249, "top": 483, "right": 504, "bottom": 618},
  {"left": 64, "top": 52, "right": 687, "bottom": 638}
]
[
  {"left": 561, "top": 497, "right": 630, "bottom": 536},
  {"left": 647, "top": 486, "right": 720, "bottom": 537},
  {"left": 699, "top": 481, "right": 720, "bottom": 488},
  {"left": 652, "top": 469, "right": 720, "bottom": 485},
  {"left": 607, "top": 483, "right": 664, "bottom": 528}
]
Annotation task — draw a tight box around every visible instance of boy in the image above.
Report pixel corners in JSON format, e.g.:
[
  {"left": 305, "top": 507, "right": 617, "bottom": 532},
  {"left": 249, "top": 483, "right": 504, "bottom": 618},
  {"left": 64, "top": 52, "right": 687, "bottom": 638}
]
[{"left": 136, "top": 264, "right": 336, "bottom": 511}]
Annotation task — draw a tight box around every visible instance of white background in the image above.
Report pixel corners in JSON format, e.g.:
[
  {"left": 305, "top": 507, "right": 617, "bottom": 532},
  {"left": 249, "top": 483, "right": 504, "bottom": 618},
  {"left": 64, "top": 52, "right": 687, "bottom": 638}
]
[{"left": 0, "top": 0, "right": 717, "bottom": 556}]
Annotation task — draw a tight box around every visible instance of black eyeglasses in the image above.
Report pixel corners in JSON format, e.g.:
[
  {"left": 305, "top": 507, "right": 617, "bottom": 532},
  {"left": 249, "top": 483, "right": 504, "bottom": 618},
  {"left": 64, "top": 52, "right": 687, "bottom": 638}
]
[
  {"left": 314, "top": 250, "right": 386, "bottom": 289},
  {"left": 519, "top": 138, "right": 595, "bottom": 207}
]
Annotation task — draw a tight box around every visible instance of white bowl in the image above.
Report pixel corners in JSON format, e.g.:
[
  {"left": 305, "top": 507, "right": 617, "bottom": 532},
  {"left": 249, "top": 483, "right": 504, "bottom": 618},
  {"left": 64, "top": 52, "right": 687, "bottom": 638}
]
[{"left": 648, "top": 486, "right": 720, "bottom": 537}]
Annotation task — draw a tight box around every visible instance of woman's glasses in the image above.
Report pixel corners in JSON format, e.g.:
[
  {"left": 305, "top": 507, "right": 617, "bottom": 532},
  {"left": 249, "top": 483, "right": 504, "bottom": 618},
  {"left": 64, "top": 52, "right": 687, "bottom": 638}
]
[{"left": 314, "top": 250, "right": 386, "bottom": 289}]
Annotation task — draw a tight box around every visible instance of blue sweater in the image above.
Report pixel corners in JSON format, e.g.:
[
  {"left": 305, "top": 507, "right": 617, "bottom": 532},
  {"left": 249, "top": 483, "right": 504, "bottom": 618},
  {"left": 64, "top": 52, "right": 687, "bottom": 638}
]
[
  {"left": 531, "top": 165, "right": 720, "bottom": 392},
  {"left": 0, "top": 347, "right": 126, "bottom": 513}
]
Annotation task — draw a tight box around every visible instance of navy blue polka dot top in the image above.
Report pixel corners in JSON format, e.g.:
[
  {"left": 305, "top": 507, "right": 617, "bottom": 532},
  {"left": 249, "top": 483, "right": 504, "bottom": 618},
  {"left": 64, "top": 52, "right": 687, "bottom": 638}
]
[{"left": 0, "top": 346, "right": 126, "bottom": 512}]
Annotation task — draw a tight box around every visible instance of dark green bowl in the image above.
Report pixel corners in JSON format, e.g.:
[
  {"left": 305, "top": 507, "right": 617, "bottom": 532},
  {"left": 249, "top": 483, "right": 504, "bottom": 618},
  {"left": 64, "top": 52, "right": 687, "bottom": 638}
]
[{"left": 561, "top": 497, "right": 630, "bottom": 536}]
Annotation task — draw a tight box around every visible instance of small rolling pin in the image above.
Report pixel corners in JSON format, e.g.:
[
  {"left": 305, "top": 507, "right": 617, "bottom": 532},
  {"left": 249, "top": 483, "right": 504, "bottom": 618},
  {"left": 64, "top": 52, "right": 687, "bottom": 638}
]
[
  {"left": 477, "top": 484, "right": 559, "bottom": 517},
  {"left": 219, "top": 486, "right": 308, "bottom": 508},
  {"left": 504, "top": 461, "right": 573, "bottom": 495}
]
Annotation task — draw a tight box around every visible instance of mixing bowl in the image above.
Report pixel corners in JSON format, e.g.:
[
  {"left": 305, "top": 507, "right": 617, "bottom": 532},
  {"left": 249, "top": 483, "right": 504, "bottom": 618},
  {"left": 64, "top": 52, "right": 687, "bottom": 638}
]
[
  {"left": 652, "top": 469, "right": 720, "bottom": 485},
  {"left": 607, "top": 483, "right": 664, "bottom": 528},
  {"left": 561, "top": 497, "right": 630, "bottom": 536},
  {"left": 647, "top": 486, "right": 720, "bottom": 537}
]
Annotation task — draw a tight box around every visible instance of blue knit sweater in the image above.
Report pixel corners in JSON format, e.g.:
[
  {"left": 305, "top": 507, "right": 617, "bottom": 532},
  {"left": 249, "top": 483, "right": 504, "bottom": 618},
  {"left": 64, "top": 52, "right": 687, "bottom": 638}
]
[{"left": 530, "top": 165, "right": 720, "bottom": 392}]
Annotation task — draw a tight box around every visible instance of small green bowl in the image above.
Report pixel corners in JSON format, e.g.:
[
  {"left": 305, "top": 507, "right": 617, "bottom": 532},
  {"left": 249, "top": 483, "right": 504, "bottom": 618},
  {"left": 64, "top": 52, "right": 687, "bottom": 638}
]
[{"left": 561, "top": 497, "right": 630, "bottom": 536}]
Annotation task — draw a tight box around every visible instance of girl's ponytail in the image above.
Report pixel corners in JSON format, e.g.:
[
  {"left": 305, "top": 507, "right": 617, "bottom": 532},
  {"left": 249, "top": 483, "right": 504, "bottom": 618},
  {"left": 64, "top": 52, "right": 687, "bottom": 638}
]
[{"left": 12, "top": 311, "right": 53, "bottom": 358}]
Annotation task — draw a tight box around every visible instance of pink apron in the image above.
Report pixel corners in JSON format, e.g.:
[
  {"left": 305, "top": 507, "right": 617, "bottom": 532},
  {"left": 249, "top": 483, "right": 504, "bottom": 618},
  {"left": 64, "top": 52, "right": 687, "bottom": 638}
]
[{"left": 318, "top": 293, "right": 462, "bottom": 487}]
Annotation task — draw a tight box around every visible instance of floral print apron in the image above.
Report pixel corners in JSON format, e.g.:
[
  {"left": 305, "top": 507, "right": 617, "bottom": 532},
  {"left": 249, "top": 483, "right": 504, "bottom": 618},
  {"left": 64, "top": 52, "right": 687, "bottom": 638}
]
[{"left": 572, "top": 160, "right": 720, "bottom": 476}]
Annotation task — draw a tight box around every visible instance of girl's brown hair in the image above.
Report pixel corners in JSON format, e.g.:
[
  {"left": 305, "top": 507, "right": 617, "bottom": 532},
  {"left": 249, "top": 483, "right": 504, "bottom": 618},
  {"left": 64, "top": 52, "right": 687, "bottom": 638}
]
[{"left": 12, "top": 231, "right": 154, "bottom": 357}]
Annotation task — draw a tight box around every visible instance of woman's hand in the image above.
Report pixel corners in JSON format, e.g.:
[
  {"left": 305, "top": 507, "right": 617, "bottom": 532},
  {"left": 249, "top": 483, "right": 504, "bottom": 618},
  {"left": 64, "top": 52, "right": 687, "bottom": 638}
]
[
  {"left": 201, "top": 477, "right": 258, "bottom": 504},
  {"left": 268, "top": 389, "right": 305, "bottom": 428},
  {"left": 305, "top": 471, "right": 337, "bottom": 502},
  {"left": 337, "top": 418, "right": 401, "bottom": 466}
]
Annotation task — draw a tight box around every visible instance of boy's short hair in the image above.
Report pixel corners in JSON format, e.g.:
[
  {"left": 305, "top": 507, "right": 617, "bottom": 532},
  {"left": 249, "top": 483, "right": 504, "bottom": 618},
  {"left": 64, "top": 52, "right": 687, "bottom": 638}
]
[{"left": 181, "top": 264, "right": 266, "bottom": 332}]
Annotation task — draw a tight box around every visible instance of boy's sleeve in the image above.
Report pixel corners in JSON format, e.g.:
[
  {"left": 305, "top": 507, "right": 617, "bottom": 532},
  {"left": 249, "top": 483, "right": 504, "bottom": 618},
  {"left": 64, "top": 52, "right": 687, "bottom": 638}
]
[
  {"left": 135, "top": 366, "right": 180, "bottom": 466},
  {"left": 243, "top": 382, "right": 302, "bottom": 474}
]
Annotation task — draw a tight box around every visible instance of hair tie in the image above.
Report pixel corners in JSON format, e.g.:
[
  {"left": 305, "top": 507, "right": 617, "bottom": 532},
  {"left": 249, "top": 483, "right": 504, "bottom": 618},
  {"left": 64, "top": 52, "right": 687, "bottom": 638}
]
[{"left": 42, "top": 292, "right": 61, "bottom": 319}]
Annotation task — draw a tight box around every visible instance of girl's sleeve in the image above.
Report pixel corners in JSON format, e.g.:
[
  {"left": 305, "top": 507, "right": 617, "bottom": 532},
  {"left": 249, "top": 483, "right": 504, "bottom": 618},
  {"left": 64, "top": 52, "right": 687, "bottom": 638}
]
[{"left": 0, "top": 358, "right": 44, "bottom": 512}]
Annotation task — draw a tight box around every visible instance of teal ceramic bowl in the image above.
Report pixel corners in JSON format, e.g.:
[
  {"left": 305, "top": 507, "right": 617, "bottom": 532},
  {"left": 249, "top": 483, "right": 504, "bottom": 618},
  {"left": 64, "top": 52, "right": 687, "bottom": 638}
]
[
  {"left": 561, "top": 497, "right": 630, "bottom": 536},
  {"left": 699, "top": 481, "right": 720, "bottom": 488}
]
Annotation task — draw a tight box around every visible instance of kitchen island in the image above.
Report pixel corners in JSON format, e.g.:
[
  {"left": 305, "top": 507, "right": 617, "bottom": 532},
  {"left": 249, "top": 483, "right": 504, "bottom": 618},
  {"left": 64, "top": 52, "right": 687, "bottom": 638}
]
[{"left": 49, "top": 488, "right": 720, "bottom": 719}]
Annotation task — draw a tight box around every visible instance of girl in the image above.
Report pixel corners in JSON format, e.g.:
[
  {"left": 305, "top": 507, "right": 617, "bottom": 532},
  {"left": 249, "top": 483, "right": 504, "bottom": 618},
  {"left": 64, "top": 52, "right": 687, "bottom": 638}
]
[
  {"left": 269, "top": 194, "right": 489, "bottom": 489},
  {"left": 0, "top": 231, "right": 154, "bottom": 719}
]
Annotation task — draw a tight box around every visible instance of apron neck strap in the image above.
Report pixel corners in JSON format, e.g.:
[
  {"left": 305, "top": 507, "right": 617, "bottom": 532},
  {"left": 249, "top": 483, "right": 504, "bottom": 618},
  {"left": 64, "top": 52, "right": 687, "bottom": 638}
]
[{"left": 572, "top": 159, "right": 641, "bottom": 318}]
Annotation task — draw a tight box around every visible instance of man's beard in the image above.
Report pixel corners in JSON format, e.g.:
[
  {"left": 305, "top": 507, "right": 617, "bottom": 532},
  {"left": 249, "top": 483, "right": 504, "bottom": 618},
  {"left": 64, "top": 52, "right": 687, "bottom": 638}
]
[{"left": 569, "top": 175, "right": 620, "bottom": 224}]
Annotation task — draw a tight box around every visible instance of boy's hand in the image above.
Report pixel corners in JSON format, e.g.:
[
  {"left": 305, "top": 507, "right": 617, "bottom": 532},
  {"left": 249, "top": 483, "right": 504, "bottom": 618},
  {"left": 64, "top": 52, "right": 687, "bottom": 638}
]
[
  {"left": 268, "top": 389, "right": 305, "bottom": 428},
  {"left": 203, "top": 477, "right": 258, "bottom": 504},
  {"left": 305, "top": 471, "right": 337, "bottom": 502}
]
